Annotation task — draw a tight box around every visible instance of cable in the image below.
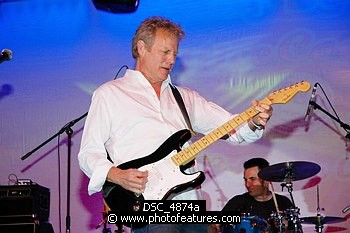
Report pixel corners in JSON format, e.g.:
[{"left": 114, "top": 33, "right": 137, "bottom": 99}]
[
  {"left": 114, "top": 65, "right": 128, "bottom": 80},
  {"left": 58, "top": 134, "right": 62, "bottom": 233},
  {"left": 53, "top": 64, "right": 129, "bottom": 233},
  {"left": 317, "top": 82, "right": 350, "bottom": 134},
  {"left": 8, "top": 173, "right": 18, "bottom": 185}
]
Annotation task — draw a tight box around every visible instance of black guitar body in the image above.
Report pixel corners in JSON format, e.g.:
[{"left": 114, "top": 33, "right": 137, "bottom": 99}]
[{"left": 102, "top": 129, "right": 205, "bottom": 227}]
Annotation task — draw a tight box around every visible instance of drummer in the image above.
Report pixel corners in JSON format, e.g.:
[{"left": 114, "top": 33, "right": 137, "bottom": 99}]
[
  {"left": 210, "top": 157, "right": 293, "bottom": 233},
  {"left": 222, "top": 157, "right": 293, "bottom": 219}
]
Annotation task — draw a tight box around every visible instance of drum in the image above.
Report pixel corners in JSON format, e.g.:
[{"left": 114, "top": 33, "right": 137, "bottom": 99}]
[
  {"left": 268, "top": 209, "right": 302, "bottom": 233},
  {"left": 284, "top": 208, "right": 302, "bottom": 232},
  {"left": 268, "top": 211, "right": 284, "bottom": 233},
  {"left": 221, "top": 213, "right": 268, "bottom": 233}
]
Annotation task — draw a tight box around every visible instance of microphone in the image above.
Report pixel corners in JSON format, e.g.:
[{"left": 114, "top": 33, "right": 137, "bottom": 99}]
[
  {"left": 0, "top": 49, "right": 13, "bottom": 64},
  {"left": 304, "top": 83, "right": 317, "bottom": 121},
  {"left": 342, "top": 204, "right": 350, "bottom": 213}
]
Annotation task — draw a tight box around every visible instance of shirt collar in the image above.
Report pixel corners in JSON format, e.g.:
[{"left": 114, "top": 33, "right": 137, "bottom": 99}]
[{"left": 125, "top": 69, "right": 173, "bottom": 92}]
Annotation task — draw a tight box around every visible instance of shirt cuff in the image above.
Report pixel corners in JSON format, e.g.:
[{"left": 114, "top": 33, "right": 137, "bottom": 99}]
[{"left": 88, "top": 163, "right": 114, "bottom": 195}]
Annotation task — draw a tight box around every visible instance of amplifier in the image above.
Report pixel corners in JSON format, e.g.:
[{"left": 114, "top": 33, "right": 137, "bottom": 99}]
[
  {"left": 0, "top": 222, "right": 38, "bottom": 233},
  {"left": 0, "top": 221, "right": 54, "bottom": 233},
  {"left": 0, "top": 184, "right": 50, "bottom": 221}
]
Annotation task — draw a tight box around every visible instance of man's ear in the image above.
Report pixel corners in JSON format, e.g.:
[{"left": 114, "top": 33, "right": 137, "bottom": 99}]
[{"left": 136, "top": 40, "right": 146, "bottom": 57}]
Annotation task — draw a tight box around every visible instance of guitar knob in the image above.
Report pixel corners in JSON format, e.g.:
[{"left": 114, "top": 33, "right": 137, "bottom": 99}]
[
  {"left": 134, "top": 192, "right": 141, "bottom": 197},
  {"left": 133, "top": 201, "right": 141, "bottom": 211}
]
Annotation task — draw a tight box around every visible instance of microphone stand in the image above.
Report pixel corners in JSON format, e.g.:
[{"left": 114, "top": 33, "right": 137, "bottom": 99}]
[
  {"left": 310, "top": 101, "right": 350, "bottom": 139},
  {"left": 21, "top": 111, "right": 88, "bottom": 233}
]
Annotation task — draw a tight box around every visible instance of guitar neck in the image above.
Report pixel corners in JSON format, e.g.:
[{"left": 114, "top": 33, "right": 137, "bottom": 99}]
[{"left": 171, "top": 97, "right": 272, "bottom": 166}]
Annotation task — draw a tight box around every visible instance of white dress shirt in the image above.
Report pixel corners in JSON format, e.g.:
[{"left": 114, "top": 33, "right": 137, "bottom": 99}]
[{"left": 78, "top": 69, "right": 262, "bottom": 198}]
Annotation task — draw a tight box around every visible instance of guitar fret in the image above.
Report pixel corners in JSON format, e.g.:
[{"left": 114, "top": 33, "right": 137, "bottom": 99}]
[
  {"left": 171, "top": 155, "right": 181, "bottom": 165},
  {"left": 227, "top": 120, "right": 238, "bottom": 129},
  {"left": 233, "top": 115, "right": 244, "bottom": 124},
  {"left": 239, "top": 112, "right": 249, "bottom": 121},
  {"left": 202, "top": 136, "right": 213, "bottom": 144},
  {"left": 176, "top": 156, "right": 182, "bottom": 163},
  {"left": 187, "top": 145, "right": 196, "bottom": 155},
  {"left": 199, "top": 138, "right": 208, "bottom": 144},
  {"left": 199, "top": 138, "right": 210, "bottom": 148},
  {"left": 178, "top": 153, "right": 184, "bottom": 162},
  {"left": 200, "top": 137, "right": 212, "bottom": 148},
  {"left": 175, "top": 153, "right": 183, "bottom": 164},
  {"left": 218, "top": 125, "right": 229, "bottom": 136},
  {"left": 192, "top": 144, "right": 200, "bottom": 153},
  {"left": 212, "top": 130, "right": 221, "bottom": 139},
  {"left": 181, "top": 151, "right": 188, "bottom": 160},
  {"left": 184, "top": 148, "right": 191, "bottom": 156},
  {"left": 223, "top": 123, "right": 232, "bottom": 132},
  {"left": 197, "top": 142, "right": 204, "bottom": 148},
  {"left": 193, "top": 141, "right": 204, "bottom": 150},
  {"left": 183, "top": 149, "right": 194, "bottom": 163},
  {"left": 245, "top": 107, "right": 258, "bottom": 118},
  {"left": 185, "top": 149, "right": 194, "bottom": 163}
]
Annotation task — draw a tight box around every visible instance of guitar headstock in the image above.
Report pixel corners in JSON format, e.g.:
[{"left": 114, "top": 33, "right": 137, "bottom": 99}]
[{"left": 266, "top": 81, "right": 311, "bottom": 104}]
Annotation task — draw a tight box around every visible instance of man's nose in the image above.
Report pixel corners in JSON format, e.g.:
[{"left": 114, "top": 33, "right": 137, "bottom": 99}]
[{"left": 167, "top": 53, "right": 177, "bottom": 65}]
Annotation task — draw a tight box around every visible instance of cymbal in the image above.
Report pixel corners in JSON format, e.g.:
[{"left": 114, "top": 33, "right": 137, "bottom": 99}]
[
  {"left": 300, "top": 215, "right": 346, "bottom": 225},
  {"left": 258, "top": 161, "right": 321, "bottom": 182}
]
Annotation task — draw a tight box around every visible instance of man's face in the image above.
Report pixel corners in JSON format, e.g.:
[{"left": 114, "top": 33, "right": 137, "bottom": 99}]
[
  {"left": 137, "top": 29, "right": 179, "bottom": 84},
  {"left": 244, "top": 166, "right": 268, "bottom": 198}
]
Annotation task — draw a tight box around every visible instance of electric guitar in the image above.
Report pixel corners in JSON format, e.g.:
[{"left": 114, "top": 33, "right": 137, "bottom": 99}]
[{"left": 102, "top": 81, "right": 311, "bottom": 219}]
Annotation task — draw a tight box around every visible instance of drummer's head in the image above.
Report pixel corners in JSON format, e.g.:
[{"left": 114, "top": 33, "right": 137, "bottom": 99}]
[
  {"left": 243, "top": 158, "right": 270, "bottom": 199},
  {"left": 244, "top": 157, "right": 269, "bottom": 170}
]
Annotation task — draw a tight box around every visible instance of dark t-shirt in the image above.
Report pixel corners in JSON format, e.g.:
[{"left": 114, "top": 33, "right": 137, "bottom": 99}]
[{"left": 222, "top": 192, "right": 293, "bottom": 221}]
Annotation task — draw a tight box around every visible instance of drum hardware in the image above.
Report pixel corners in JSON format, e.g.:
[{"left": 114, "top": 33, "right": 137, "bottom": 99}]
[
  {"left": 258, "top": 161, "right": 321, "bottom": 233},
  {"left": 258, "top": 161, "right": 321, "bottom": 209},
  {"left": 300, "top": 185, "right": 346, "bottom": 233},
  {"left": 300, "top": 215, "right": 346, "bottom": 233},
  {"left": 284, "top": 208, "right": 302, "bottom": 233},
  {"left": 268, "top": 208, "right": 303, "bottom": 233},
  {"left": 269, "top": 211, "right": 285, "bottom": 233},
  {"left": 269, "top": 182, "right": 302, "bottom": 232}
]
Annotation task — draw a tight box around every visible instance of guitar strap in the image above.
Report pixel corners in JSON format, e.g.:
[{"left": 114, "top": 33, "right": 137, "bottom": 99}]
[{"left": 169, "top": 84, "right": 196, "bottom": 136}]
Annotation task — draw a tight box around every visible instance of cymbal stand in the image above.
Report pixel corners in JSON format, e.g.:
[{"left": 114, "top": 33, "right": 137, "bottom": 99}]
[
  {"left": 280, "top": 168, "right": 303, "bottom": 233},
  {"left": 280, "top": 167, "right": 296, "bottom": 208},
  {"left": 314, "top": 185, "right": 324, "bottom": 233}
]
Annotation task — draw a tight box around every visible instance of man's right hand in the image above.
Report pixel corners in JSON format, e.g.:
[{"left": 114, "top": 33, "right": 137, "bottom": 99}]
[{"left": 107, "top": 167, "right": 148, "bottom": 194}]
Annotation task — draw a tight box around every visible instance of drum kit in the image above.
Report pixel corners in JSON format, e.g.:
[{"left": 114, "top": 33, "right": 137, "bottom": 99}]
[{"left": 222, "top": 161, "right": 347, "bottom": 233}]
